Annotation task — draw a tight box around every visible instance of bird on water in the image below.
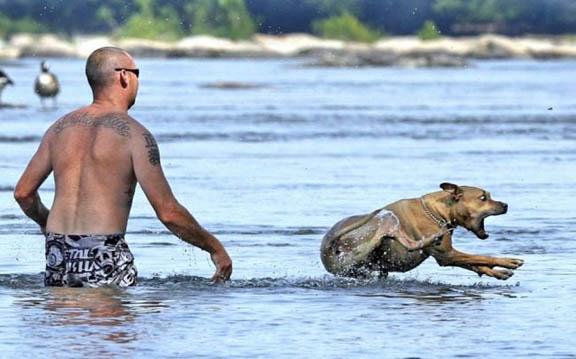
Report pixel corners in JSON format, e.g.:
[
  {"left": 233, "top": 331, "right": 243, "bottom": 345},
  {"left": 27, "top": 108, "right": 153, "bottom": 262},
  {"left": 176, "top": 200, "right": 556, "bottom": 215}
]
[
  {"left": 0, "top": 69, "right": 14, "bottom": 105},
  {"left": 35, "top": 61, "right": 60, "bottom": 108}
]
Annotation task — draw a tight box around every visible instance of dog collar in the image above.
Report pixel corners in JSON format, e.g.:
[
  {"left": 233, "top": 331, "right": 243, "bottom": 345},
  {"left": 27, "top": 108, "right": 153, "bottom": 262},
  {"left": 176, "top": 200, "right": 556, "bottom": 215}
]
[{"left": 420, "top": 197, "right": 453, "bottom": 229}]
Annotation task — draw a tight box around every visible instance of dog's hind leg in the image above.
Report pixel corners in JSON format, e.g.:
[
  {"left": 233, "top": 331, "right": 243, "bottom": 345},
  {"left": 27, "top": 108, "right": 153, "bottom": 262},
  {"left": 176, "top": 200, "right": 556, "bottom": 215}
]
[{"left": 322, "top": 210, "right": 399, "bottom": 275}]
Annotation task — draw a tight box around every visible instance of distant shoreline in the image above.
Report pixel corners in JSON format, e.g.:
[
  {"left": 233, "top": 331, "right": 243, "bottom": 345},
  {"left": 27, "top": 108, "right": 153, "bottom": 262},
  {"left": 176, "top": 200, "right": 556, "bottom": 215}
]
[{"left": 2, "top": 33, "right": 576, "bottom": 67}]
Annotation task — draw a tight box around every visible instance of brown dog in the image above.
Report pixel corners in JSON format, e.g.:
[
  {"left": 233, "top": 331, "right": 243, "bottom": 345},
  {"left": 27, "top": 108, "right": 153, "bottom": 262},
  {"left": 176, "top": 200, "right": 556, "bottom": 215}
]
[{"left": 320, "top": 183, "right": 524, "bottom": 280}]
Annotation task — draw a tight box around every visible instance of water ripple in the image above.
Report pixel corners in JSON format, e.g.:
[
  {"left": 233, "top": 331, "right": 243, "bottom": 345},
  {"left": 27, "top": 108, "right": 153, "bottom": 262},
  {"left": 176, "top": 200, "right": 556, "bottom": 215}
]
[{"left": 0, "top": 273, "right": 516, "bottom": 293}]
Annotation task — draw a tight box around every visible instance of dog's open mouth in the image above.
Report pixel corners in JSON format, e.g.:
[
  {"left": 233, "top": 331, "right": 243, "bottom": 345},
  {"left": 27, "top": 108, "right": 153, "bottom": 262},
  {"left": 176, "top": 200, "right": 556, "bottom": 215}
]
[{"left": 472, "top": 217, "right": 489, "bottom": 239}]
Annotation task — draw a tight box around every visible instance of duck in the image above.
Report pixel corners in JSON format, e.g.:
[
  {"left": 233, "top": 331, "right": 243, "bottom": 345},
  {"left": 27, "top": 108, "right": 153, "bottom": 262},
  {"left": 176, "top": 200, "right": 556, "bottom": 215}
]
[
  {"left": 34, "top": 61, "right": 60, "bottom": 108},
  {"left": 0, "top": 69, "right": 14, "bottom": 105}
]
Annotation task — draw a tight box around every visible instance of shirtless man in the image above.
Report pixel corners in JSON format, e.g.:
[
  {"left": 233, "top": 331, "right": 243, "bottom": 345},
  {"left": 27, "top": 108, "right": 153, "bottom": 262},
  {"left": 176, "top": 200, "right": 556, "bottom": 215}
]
[{"left": 14, "top": 47, "right": 232, "bottom": 287}]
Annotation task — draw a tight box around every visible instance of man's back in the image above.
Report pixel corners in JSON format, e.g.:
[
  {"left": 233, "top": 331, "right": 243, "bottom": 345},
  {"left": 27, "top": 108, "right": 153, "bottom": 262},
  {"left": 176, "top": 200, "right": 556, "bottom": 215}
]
[
  {"left": 14, "top": 46, "right": 231, "bottom": 287},
  {"left": 47, "top": 107, "right": 136, "bottom": 234}
]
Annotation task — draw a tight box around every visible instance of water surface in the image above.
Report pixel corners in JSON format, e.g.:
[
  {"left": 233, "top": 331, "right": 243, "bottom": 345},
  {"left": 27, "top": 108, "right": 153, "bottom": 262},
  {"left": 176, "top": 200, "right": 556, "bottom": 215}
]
[{"left": 0, "top": 58, "right": 574, "bottom": 357}]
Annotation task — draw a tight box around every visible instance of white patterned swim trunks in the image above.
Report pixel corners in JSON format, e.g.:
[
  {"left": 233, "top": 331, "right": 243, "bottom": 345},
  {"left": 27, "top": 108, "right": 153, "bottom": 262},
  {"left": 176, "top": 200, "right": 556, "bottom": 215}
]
[{"left": 44, "top": 232, "right": 137, "bottom": 288}]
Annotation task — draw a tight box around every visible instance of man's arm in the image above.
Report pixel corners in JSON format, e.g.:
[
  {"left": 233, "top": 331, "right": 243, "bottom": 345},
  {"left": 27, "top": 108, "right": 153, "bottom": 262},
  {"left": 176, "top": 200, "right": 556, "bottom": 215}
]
[
  {"left": 131, "top": 127, "right": 232, "bottom": 282},
  {"left": 14, "top": 133, "right": 52, "bottom": 232}
]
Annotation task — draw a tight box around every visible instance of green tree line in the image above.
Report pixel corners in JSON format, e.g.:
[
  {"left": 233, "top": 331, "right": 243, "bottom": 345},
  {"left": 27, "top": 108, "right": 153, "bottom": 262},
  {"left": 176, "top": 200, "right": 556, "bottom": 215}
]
[{"left": 1, "top": 0, "right": 576, "bottom": 42}]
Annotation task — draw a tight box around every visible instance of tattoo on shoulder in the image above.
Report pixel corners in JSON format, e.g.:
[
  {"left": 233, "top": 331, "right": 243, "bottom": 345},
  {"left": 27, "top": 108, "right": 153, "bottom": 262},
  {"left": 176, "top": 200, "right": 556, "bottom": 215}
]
[
  {"left": 143, "top": 132, "right": 160, "bottom": 166},
  {"left": 53, "top": 113, "right": 131, "bottom": 137}
]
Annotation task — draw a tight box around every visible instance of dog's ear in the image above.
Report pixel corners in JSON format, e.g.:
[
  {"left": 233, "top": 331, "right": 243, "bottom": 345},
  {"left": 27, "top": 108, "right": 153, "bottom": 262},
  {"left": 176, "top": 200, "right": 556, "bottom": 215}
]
[{"left": 440, "top": 182, "right": 463, "bottom": 201}]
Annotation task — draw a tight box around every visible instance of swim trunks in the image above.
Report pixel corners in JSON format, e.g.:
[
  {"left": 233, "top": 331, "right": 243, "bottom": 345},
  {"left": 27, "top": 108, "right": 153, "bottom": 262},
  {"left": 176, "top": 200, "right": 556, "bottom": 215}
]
[{"left": 44, "top": 232, "right": 137, "bottom": 288}]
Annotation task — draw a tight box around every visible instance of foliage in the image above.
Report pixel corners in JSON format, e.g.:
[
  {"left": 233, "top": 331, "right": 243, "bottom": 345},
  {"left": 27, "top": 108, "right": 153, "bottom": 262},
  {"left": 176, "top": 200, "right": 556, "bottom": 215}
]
[
  {"left": 312, "top": 11, "right": 381, "bottom": 43},
  {"left": 186, "top": 0, "right": 256, "bottom": 39},
  {"left": 117, "top": 0, "right": 184, "bottom": 40},
  {"left": 307, "top": 0, "right": 361, "bottom": 17},
  {"left": 433, "top": 0, "right": 525, "bottom": 23},
  {"left": 417, "top": 20, "right": 441, "bottom": 40},
  {"left": 0, "top": 14, "right": 46, "bottom": 37},
  {"left": 1, "top": 0, "right": 576, "bottom": 38},
  {"left": 95, "top": 5, "right": 119, "bottom": 31}
]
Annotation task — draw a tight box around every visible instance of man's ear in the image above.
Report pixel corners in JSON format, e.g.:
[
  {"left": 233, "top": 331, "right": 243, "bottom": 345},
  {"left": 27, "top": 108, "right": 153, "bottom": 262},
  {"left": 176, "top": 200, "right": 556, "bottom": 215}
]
[
  {"left": 440, "top": 182, "right": 463, "bottom": 201},
  {"left": 119, "top": 71, "right": 129, "bottom": 88}
]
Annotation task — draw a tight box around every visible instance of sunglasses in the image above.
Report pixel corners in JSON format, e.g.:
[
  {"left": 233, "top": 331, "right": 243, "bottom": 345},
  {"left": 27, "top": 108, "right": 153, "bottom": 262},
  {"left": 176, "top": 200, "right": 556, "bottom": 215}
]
[{"left": 115, "top": 68, "right": 140, "bottom": 78}]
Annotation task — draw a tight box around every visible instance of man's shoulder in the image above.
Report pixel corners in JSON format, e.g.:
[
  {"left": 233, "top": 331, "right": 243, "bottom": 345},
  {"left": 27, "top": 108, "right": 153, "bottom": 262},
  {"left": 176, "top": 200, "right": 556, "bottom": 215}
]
[
  {"left": 119, "top": 114, "right": 153, "bottom": 142},
  {"left": 49, "top": 107, "right": 149, "bottom": 139},
  {"left": 115, "top": 114, "right": 155, "bottom": 139},
  {"left": 121, "top": 114, "right": 146, "bottom": 131}
]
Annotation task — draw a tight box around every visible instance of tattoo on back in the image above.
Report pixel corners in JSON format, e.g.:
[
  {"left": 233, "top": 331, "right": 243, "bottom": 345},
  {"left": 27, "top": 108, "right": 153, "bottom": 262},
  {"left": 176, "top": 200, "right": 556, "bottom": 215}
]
[
  {"left": 53, "top": 113, "right": 131, "bottom": 137},
  {"left": 143, "top": 132, "right": 160, "bottom": 166}
]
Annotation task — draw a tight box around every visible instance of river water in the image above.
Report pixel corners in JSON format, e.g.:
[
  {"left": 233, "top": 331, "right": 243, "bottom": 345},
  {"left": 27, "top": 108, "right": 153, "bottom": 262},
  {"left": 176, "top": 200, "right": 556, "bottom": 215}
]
[{"left": 0, "top": 58, "right": 574, "bottom": 358}]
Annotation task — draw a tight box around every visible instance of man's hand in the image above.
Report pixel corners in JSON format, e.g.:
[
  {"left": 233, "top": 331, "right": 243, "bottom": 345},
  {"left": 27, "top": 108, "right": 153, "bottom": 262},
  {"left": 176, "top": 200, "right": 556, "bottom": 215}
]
[{"left": 210, "top": 249, "right": 233, "bottom": 283}]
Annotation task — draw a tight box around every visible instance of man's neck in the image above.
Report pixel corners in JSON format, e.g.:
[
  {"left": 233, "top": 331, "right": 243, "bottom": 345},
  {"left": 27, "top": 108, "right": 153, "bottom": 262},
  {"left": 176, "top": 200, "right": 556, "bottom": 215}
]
[{"left": 92, "top": 96, "right": 129, "bottom": 112}]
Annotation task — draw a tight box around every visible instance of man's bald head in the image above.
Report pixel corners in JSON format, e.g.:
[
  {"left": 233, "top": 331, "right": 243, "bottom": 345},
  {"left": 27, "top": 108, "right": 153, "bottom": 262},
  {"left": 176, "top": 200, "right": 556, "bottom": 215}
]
[{"left": 85, "top": 47, "right": 133, "bottom": 92}]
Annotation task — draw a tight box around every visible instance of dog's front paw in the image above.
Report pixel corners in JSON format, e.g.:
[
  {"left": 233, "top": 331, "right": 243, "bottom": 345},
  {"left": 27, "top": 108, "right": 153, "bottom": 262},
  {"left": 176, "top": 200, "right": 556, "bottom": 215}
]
[
  {"left": 477, "top": 266, "right": 514, "bottom": 280},
  {"left": 497, "top": 258, "right": 524, "bottom": 269},
  {"left": 491, "top": 268, "right": 514, "bottom": 280}
]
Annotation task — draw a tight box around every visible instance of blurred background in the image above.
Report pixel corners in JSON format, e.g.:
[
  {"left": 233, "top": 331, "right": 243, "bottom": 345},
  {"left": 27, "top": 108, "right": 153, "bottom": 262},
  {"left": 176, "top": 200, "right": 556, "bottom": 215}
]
[
  {"left": 2, "top": 0, "right": 576, "bottom": 68},
  {"left": 1, "top": 0, "right": 576, "bottom": 39}
]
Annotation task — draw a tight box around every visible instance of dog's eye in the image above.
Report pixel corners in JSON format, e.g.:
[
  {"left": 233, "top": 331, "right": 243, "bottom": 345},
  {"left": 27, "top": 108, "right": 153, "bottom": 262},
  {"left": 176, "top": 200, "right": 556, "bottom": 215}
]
[{"left": 479, "top": 195, "right": 487, "bottom": 201}]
